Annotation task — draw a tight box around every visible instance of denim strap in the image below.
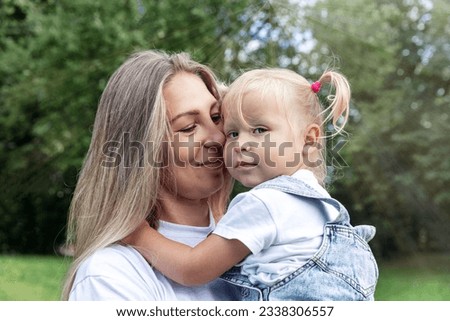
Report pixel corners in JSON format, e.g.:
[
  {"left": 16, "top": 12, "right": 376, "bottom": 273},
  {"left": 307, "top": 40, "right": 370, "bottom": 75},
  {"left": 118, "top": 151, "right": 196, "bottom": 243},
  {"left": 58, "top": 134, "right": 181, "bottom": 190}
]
[{"left": 253, "top": 175, "right": 350, "bottom": 225}]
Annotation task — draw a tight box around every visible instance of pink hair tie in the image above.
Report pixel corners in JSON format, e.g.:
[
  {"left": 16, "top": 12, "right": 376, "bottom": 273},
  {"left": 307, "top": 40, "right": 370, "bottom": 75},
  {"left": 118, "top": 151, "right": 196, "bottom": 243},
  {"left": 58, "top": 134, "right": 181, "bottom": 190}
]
[{"left": 311, "top": 81, "right": 321, "bottom": 93}]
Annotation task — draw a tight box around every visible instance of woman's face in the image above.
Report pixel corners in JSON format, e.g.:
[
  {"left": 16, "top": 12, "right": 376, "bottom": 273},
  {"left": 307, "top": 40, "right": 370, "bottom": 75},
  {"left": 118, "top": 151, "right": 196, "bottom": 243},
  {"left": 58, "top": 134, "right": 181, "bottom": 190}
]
[{"left": 163, "top": 72, "right": 225, "bottom": 201}]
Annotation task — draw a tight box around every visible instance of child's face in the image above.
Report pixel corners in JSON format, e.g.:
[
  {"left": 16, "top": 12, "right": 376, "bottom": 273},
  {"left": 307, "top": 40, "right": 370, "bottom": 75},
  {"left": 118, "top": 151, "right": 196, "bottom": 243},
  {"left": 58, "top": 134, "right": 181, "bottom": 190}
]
[{"left": 223, "top": 91, "right": 304, "bottom": 187}]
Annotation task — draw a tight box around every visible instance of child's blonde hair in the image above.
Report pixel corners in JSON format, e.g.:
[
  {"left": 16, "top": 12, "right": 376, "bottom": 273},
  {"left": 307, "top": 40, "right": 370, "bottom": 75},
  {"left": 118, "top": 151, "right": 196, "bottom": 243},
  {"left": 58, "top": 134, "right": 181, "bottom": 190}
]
[{"left": 222, "top": 68, "right": 350, "bottom": 185}]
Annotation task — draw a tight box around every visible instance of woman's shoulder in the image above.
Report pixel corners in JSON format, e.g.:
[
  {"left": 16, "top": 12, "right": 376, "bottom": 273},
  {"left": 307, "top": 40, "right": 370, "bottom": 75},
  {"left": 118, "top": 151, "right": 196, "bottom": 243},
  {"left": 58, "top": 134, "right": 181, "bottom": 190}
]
[
  {"left": 70, "top": 244, "right": 175, "bottom": 300},
  {"left": 76, "top": 244, "right": 142, "bottom": 274}
]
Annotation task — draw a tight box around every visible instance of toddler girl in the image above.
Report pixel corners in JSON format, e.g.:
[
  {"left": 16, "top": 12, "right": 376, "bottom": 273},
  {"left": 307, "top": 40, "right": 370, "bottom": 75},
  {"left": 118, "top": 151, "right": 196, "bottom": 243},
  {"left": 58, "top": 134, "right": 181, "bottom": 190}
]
[{"left": 126, "top": 68, "right": 379, "bottom": 301}]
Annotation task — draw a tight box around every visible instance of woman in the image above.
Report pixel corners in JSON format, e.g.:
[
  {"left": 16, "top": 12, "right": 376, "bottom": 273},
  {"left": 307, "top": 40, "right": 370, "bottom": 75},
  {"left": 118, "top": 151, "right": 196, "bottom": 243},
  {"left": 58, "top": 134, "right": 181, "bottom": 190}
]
[{"left": 62, "top": 50, "right": 247, "bottom": 300}]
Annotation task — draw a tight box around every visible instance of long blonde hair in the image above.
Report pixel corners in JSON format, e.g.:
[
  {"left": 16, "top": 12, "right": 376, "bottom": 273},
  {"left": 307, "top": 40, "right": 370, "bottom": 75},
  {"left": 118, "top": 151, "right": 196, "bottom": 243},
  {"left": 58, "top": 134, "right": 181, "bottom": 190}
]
[
  {"left": 222, "top": 68, "right": 350, "bottom": 185},
  {"left": 62, "top": 50, "right": 232, "bottom": 299}
]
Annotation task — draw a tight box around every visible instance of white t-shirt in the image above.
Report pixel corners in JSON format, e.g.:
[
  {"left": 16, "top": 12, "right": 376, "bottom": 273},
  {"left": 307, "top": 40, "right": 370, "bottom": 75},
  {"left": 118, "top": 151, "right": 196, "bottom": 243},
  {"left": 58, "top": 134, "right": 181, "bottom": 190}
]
[
  {"left": 213, "top": 169, "right": 339, "bottom": 286},
  {"left": 69, "top": 214, "right": 236, "bottom": 300}
]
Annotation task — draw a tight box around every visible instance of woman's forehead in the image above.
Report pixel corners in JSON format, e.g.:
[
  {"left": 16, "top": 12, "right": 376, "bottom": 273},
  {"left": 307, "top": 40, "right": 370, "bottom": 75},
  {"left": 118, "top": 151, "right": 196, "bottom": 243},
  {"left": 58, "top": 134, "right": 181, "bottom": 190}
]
[{"left": 164, "top": 72, "right": 217, "bottom": 119}]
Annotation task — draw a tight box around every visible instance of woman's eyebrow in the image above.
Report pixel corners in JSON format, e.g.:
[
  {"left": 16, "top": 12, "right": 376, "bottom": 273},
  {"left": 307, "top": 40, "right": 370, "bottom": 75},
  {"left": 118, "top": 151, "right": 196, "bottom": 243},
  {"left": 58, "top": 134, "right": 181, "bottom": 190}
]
[
  {"left": 171, "top": 100, "right": 218, "bottom": 122},
  {"left": 171, "top": 110, "right": 200, "bottom": 123},
  {"left": 211, "top": 100, "right": 220, "bottom": 110}
]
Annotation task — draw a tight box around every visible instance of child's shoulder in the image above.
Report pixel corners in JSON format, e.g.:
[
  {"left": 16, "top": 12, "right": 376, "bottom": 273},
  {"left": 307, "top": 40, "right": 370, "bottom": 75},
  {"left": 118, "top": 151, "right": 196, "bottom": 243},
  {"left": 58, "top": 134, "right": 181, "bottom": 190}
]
[
  {"left": 230, "top": 185, "right": 291, "bottom": 208},
  {"left": 256, "top": 171, "right": 331, "bottom": 198}
]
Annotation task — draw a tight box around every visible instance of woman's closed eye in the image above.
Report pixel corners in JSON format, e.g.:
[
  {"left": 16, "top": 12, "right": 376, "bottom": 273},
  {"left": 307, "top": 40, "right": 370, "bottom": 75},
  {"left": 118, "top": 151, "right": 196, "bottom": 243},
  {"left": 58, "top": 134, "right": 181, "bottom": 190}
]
[
  {"left": 178, "top": 124, "right": 196, "bottom": 133},
  {"left": 177, "top": 114, "right": 221, "bottom": 134}
]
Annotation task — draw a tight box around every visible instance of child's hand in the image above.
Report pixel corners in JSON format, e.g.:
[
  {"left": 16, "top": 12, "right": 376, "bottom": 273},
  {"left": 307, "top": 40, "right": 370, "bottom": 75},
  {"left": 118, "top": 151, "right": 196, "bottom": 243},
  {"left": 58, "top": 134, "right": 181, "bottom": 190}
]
[{"left": 122, "top": 220, "right": 153, "bottom": 247}]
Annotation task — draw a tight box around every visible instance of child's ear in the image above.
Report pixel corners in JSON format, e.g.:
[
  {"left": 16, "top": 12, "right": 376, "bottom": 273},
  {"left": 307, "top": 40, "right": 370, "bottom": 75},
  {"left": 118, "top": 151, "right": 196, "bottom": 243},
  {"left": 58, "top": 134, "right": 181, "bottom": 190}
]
[{"left": 304, "top": 124, "right": 320, "bottom": 145}]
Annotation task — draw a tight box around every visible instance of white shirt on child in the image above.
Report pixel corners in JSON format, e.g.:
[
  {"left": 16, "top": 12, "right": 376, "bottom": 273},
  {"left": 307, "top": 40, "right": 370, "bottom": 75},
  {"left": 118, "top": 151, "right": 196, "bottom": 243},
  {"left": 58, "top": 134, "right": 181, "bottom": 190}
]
[
  {"left": 69, "top": 213, "right": 235, "bottom": 300},
  {"left": 213, "top": 169, "right": 339, "bottom": 286}
]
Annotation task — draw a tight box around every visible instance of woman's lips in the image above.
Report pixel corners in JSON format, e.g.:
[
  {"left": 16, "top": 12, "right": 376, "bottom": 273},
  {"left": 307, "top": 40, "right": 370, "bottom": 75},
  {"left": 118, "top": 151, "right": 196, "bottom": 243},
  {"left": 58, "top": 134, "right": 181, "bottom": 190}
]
[
  {"left": 193, "top": 158, "right": 223, "bottom": 168},
  {"left": 236, "top": 161, "right": 256, "bottom": 168}
]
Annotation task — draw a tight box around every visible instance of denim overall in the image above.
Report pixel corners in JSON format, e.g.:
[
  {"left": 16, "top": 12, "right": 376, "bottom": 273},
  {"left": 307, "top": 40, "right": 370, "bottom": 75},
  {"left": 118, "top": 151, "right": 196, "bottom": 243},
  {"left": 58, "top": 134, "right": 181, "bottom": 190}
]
[{"left": 220, "top": 175, "right": 379, "bottom": 301}]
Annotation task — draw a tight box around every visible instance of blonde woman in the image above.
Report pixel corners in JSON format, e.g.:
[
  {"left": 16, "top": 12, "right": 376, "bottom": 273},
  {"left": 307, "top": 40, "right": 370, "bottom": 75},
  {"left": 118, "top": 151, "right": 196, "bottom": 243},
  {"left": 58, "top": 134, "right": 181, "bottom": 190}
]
[{"left": 62, "top": 50, "right": 246, "bottom": 300}]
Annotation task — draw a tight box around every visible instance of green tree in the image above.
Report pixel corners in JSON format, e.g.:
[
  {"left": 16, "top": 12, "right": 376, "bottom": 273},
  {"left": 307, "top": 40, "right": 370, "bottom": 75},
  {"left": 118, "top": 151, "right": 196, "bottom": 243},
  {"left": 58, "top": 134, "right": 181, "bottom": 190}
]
[
  {"left": 0, "top": 0, "right": 148, "bottom": 253},
  {"left": 306, "top": 0, "right": 450, "bottom": 257},
  {"left": 0, "top": 0, "right": 256, "bottom": 253},
  {"left": 1, "top": 0, "right": 448, "bottom": 257}
]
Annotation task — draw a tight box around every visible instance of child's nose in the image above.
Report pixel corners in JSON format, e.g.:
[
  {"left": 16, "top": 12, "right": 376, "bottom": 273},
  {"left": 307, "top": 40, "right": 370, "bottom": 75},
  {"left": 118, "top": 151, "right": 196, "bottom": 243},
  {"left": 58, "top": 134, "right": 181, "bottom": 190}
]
[{"left": 233, "top": 144, "right": 251, "bottom": 153}]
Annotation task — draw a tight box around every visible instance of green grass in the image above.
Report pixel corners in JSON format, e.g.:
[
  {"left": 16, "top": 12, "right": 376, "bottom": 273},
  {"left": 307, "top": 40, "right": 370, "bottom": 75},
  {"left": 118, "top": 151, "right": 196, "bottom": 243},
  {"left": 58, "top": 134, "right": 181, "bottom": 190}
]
[
  {"left": 0, "top": 253, "right": 448, "bottom": 300},
  {"left": 0, "top": 255, "right": 71, "bottom": 301},
  {"left": 375, "top": 252, "right": 450, "bottom": 300}
]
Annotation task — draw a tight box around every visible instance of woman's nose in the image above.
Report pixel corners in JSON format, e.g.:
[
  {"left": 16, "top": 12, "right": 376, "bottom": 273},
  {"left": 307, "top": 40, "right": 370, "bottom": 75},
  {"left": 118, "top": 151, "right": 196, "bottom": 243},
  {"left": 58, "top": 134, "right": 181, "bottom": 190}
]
[{"left": 204, "top": 121, "right": 225, "bottom": 148}]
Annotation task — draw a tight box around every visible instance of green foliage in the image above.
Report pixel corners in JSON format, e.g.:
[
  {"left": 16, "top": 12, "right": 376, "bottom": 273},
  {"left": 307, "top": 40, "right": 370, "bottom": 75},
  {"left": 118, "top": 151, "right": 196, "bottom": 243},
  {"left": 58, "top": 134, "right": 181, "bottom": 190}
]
[
  {"left": 305, "top": 0, "right": 450, "bottom": 257},
  {"left": 0, "top": 0, "right": 148, "bottom": 253},
  {"left": 0, "top": 0, "right": 448, "bottom": 256},
  {"left": 0, "top": 0, "right": 254, "bottom": 253}
]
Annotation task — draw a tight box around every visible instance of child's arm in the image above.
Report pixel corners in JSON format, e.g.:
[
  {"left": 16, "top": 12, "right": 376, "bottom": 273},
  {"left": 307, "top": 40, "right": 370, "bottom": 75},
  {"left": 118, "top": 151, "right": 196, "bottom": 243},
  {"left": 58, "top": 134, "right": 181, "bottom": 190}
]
[{"left": 124, "top": 222, "right": 250, "bottom": 286}]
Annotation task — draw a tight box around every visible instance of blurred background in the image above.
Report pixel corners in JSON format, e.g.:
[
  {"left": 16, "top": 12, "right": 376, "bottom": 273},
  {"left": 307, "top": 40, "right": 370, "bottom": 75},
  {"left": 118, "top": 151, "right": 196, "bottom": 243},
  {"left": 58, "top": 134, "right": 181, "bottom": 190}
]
[{"left": 0, "top": 0, "right": 448, "bottom": 300}]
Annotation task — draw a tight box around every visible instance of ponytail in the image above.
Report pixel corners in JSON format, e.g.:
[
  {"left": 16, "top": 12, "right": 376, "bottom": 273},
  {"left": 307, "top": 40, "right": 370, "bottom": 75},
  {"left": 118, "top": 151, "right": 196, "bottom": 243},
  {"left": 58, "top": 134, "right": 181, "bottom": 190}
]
[{"left": 315, "top": 70, "right": 351, "bottom": 136}]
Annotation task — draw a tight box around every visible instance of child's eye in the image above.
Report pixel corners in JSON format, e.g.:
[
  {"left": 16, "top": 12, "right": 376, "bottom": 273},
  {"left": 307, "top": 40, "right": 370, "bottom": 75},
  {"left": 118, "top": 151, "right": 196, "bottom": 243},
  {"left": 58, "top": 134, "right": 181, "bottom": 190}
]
[
  {"left": 227, "top": 131, "right": 239, "bottom": 139},
  {"left": 211, "top": 113, "right": 222, "bottom": 124},
  {"left": 253, "top": 127, "right": 267, "bottom": 134}
]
